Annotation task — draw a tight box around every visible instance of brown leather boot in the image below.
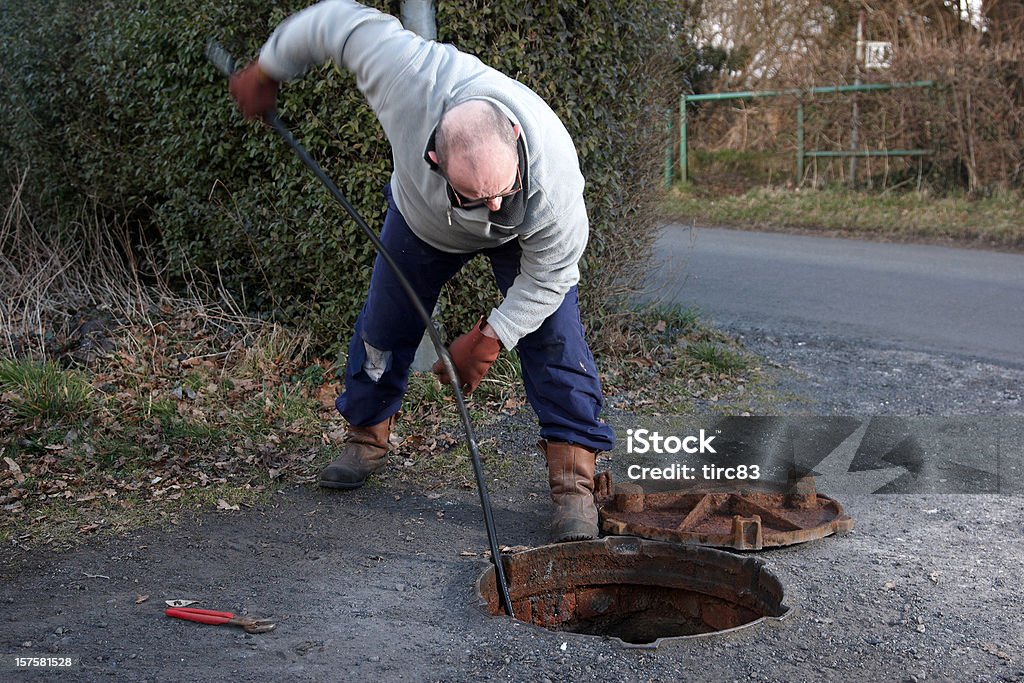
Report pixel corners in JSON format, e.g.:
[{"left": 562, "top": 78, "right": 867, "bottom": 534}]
[
  {"left": 319, "top": 417, "right": 394, "bottom": 489},
  {"left": 541, "top": 439, "right": 600, "bottom": 542}
]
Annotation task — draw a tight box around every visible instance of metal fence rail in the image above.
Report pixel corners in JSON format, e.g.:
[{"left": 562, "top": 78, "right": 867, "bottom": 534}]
[{"left": 671, "top": 80, "right": 935, "bottom": 186}]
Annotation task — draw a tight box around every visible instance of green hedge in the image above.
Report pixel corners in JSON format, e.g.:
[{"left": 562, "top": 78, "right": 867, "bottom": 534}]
[{"left": 1, "top": 0, "right": 691, "bottom": 351}]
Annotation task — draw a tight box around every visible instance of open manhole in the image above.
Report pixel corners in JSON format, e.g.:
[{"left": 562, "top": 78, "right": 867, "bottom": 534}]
[
  {"left": 596, "top": 472, "right": 853, "bottom": 550},
  {"left": 475, "top": 537, "right": 789, "bottom": 647}
]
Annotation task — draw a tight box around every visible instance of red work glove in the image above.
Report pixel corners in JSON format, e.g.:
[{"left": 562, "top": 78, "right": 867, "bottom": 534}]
[
  {"left": 228, "top": 61, "right": 279, "bottom": 120},
  {"left": 432, "top": 317, "right": 502, "bottom": 395}
]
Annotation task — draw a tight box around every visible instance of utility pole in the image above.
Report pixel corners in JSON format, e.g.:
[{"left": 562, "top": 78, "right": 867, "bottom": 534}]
[
  {"left": 850, "top": 9, "right": 865, "bottom": 187},
  {"left": 401, "top": 0, "right": 442, "bottom": 371},
  {"left": 401, "top": 0, "right": 437, "bottom": 40}
]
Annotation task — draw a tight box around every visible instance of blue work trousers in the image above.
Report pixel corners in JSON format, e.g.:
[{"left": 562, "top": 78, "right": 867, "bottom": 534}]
[{"left": 335, "top": 185, "right": 615, "bottom": 453}]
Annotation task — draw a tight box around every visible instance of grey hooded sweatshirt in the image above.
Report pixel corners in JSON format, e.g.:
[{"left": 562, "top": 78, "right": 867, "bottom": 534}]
[{"left": 257, "top": 0, "right": 589, "bottom": 350}]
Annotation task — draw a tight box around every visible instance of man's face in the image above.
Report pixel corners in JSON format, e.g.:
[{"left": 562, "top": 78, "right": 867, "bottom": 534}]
[
  {"left": 428, "top": 120, "right": 523, "bottom": 213},
  {"left": 443, "top": 149, "right": 520, "bottom": 212},
  {"left": 444, "top": 154, "right": 520, "bottom": 210}
]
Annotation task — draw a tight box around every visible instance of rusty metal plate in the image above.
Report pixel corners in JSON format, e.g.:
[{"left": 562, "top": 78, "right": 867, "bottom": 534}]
[
  {"left": 595, "top": 472, "right": 854, "bottom": 550},
  {"left": 475, "top": 537, "right": 790, "bottom": 647}
]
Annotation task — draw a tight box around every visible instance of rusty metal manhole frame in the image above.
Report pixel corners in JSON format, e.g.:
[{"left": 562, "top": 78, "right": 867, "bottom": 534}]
[
  {"left": 595, "top": 472, "right": 854, "bottom": 551},
  {"left": 475, "top": 536, "right": 791, "bottom": 648}
]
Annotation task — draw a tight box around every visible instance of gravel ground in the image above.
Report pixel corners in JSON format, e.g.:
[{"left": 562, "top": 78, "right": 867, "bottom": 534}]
[
  {"left": 2, "top": 326, "right": 1022, "bottom": 682},
  {"left": 727, "top": 326, "right": 1024, "bottom": 417}
]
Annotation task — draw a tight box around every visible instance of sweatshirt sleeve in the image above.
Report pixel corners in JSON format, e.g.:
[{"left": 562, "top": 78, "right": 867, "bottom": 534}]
[
  {"left": 486, "top": 198, "right": 588, "bottom": 349},
  {"left": 258, "top": 0, "right": 423, "bottom": 115}
]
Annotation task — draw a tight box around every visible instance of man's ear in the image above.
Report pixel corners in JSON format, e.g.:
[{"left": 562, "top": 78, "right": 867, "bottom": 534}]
[
  {"left": 512, "top": 123, "right": 521, "bottom": 140},
  {"left": 427, "top": 150, "right": 439, "bottom": 165}
]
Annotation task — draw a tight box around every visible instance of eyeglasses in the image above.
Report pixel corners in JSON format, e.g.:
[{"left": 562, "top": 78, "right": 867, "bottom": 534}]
[{"left": 445, "top": 166, "right": 522, "bottom": 209}]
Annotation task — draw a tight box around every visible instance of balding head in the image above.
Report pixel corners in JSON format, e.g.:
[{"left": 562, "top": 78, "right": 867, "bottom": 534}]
[{"left": 431, "top": 100, "right": 521, "bottom": 211}]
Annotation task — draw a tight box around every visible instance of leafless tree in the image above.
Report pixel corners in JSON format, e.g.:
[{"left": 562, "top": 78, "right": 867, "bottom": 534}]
[{"left": 695, "top": 0, "right": 857, "bottom": 88}]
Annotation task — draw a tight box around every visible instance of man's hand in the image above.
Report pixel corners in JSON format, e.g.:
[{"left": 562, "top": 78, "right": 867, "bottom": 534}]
[
  {"left": 432, "top": 317, "right": 501, "bottom": 395},
  {"left": 229, "top": 61, "right": 279, "bottom": 120}
]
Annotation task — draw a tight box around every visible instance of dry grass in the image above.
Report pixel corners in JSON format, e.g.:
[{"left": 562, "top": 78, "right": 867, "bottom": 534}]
[
  {"left": 0, "top": 170, "right": 332, "bottom": 544},
  {"left": 664, "top": 184, "right": 1024, "bottom": 251},
  {"left": 231, "top": 323, "right": 313, "bottom": 381},
  {"left": 1, "top": 171, "right": 149, "bottom": 358},
  {"left": 0, "top": 169, "right": 313, "bottom": 375}
]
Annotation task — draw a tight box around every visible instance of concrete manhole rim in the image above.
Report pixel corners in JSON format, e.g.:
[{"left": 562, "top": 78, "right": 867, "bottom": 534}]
[{"left": 475, "top": 536, "right": 792, "bottom": 648}]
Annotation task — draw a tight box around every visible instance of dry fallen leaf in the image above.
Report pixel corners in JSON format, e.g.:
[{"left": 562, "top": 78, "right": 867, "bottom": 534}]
[
  {"left": 135, "top": 594, "right": 149, "bottom": 604},
  {"left": 4, "top": 457, "right": 25, "bottom": 484},
  {"left": 216, "top": 499, "right": 240, "bottom": 511},
  {"left": 502, "top": 396, "right": 525, "bottom": 411},
  {"left": 315, "top": 383, "right": 340, "bottom": 410}
]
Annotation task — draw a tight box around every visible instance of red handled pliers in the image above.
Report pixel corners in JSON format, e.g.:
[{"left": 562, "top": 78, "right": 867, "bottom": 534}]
[{"left": 165, "top": 607, "right": 276, "bottom": 633}]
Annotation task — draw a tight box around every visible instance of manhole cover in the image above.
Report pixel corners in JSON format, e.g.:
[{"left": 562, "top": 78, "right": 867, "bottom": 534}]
[
  {"left": 475, "top": 537, "right": 789, "bottom": 647},
  {"left": 596, "top": 472, "right": 853, "bottom": 550}
]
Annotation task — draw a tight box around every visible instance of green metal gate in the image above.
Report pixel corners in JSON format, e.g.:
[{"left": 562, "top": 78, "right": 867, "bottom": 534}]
[{"left": 669, "top": 80, "right": 935, "bottom": 186}]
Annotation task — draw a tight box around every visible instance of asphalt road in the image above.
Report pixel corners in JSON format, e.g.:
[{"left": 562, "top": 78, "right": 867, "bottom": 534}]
[{"left": 644, "top": 226, "right": 1024, "bottom": 369}]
